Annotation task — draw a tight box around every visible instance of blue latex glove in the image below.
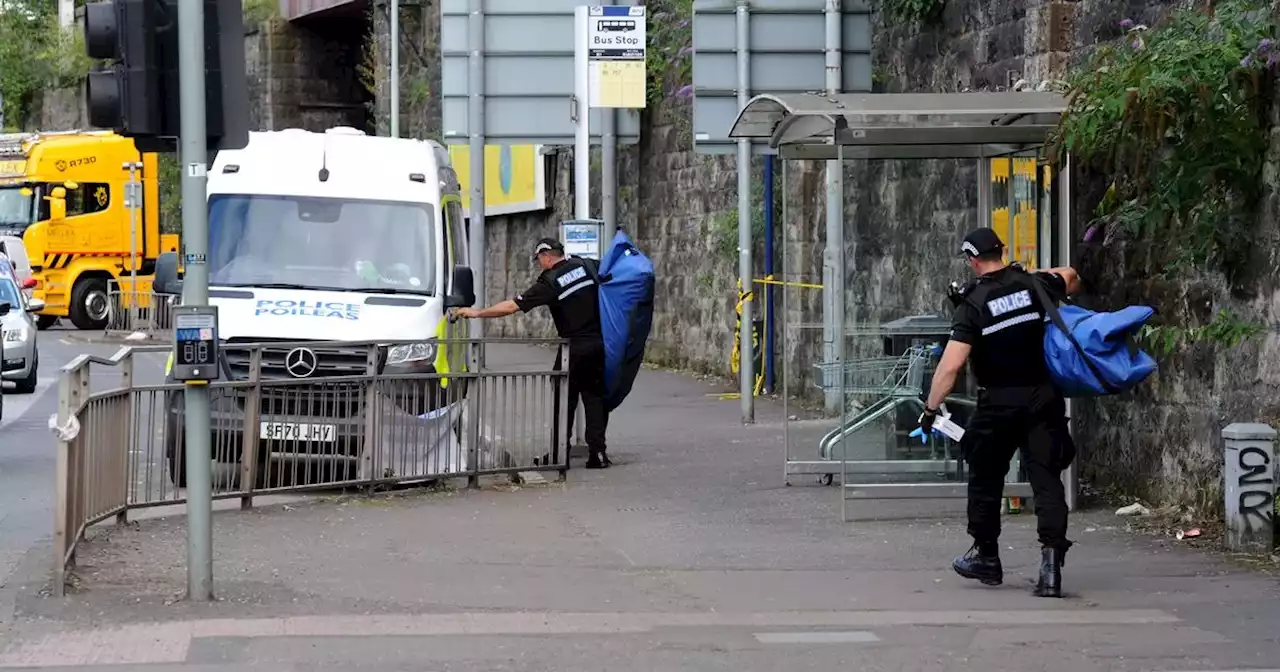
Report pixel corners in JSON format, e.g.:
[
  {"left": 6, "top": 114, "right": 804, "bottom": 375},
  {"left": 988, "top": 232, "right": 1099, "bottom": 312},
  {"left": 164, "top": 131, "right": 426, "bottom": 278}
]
[
  {"left": 909, "top": 407, "right": 940, "bottom": 444},
  {"left": 908, "top": 426, "right": 946, "bottom": 444}
]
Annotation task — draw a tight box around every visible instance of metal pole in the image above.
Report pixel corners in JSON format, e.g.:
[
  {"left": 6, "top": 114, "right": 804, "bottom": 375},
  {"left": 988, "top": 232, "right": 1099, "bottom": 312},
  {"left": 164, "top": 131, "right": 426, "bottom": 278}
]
[
  {"left": 600, "top": 0, "right": 618, "bottom": 231},
  {"left": 390, "top": 0, "right": 400, "bottom": 137},
  {"left": 574, "top": 6, "right": 590, "bottom": 220},
  {"left": 571, "top": 6, "right": 593, "bottom": 448},
  {"left": 177, "top": 0, "right": 213, "bottom": 602},
  {"left": 762, "top": 154, "right": 774, "bottom": 394},
  {"left": 124, "top": 161, "right": 141, "bottom": 330},
  {"left": 735, "top": 0, "right": 753, "bottom": 423},
  {"left": 467, "top": 0, "right": 485, "bottom": 341},
  {"left": 821, "top": 0, "right": 843, "bottom": 414}
]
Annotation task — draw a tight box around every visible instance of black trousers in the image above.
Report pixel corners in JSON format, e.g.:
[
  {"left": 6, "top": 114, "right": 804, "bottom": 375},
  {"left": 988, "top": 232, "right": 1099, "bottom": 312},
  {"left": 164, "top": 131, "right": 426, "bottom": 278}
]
[
  {"left": 961, "top": 384, "right": 1076, "bottom": 552},
  {"left": 559, "top": 338, "right": 609, "bottom": 454}
]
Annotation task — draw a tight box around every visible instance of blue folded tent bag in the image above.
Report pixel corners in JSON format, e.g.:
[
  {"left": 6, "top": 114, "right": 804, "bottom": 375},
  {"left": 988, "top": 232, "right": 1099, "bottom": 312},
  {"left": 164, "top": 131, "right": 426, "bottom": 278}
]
[
  {"left": 1043, "top": 303, "right": 1158, "bottom": 398},
  {"left": 595, "top": 231, "right": 655, "bottom": 412}
]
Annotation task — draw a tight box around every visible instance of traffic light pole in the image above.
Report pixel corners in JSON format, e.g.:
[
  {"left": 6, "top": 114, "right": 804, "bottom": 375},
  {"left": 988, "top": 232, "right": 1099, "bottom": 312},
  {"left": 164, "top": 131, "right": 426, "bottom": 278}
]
[{"left": 177, "top": 0, "right": 213, "bottom": 602}]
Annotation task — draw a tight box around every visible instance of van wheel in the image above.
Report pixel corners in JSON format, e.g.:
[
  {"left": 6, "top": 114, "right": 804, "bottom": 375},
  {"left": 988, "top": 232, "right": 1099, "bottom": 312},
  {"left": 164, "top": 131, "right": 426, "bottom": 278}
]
[
  {"left": 68, "top": 278, "right": 110, "bottom": 330},
  {"left": 36, "top": 315, "right": 57, "bottom": 330}
]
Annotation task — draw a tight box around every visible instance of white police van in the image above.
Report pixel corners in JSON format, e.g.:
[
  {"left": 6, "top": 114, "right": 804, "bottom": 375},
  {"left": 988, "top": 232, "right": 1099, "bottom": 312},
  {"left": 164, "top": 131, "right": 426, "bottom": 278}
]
[{"left": 154, "top": 127, "right": 476, "bottom": 487}]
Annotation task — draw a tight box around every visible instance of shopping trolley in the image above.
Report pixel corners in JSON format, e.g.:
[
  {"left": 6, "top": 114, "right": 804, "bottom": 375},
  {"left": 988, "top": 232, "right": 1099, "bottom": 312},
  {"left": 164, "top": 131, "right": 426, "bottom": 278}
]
[{"left": 810, "top": 317, "right": 977, "bottom": 486}]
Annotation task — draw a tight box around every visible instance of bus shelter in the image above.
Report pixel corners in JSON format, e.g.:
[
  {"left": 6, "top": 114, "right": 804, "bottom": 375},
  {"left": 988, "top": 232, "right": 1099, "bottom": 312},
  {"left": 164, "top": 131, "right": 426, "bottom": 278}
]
[{"left": 727, "top": 92, "right": 1077, "bottom": 520}]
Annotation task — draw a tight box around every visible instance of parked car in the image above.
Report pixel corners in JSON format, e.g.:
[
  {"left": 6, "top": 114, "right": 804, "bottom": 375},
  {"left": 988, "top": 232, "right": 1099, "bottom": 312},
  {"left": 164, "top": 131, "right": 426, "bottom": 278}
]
[{"left": 0, "top": 265, "right": 43, "bottom": 393}]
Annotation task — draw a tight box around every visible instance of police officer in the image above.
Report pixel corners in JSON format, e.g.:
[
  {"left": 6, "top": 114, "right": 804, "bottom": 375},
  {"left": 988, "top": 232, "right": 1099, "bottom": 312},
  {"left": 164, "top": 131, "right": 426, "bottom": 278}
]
[
  {"left": 918, "top": 227, "right": 1081, "bottom": 598},
  {"left": 452, "top": 237, "right": 612, "bottom": 469}
]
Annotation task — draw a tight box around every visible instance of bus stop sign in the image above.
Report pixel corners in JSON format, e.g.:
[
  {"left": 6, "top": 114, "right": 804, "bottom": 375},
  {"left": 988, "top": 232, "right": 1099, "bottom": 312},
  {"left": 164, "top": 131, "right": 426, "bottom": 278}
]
[{"left": 561, "top": 219, "right": 606, "bottom": 260}]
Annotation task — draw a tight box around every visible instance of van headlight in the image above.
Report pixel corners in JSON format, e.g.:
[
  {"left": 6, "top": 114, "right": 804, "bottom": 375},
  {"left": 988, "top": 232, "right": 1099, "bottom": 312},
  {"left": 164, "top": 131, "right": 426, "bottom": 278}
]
[
  {"left": 385, "top": 342, "right": 437, "bottom": 367},
  {"left": 3, "top": 326, "right": 27, "bottom": 343}
]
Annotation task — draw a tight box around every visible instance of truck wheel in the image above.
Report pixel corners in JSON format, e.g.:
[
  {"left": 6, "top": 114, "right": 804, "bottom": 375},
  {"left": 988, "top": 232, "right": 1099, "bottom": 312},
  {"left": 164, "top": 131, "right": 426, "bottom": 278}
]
[
  {"left": 36, "top": 315, "right": 57, "bottom": 330},
  {"left": 68, "top": 278, "right": 110, "bottom": 331}
]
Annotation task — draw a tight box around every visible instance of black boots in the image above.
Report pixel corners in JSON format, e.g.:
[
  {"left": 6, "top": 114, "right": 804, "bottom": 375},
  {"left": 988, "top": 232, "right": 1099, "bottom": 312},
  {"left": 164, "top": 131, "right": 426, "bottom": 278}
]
[
  {"left": 1033, "top": 546, "right": 1065, "bottom": 598},
  {"left": 952, "top": 544, "right": 1004, "bottom": 586},
  {"left": 585, "top": 451, "right": 612, "bottom": 469}
]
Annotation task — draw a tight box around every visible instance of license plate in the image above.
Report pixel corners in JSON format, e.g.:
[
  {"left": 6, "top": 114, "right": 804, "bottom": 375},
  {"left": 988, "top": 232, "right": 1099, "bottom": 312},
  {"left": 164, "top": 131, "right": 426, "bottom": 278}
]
[{"left": 259, "top": 422, "right": 337, "bottom": 442}]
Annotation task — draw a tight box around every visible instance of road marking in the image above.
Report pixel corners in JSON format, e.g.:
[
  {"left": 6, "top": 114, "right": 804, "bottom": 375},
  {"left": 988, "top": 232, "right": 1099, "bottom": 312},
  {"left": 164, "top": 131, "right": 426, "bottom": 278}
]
[
  {"left": 0, "top": 609, "right": 1180, "bottom": 667},
  {"left": 754, "top": 631, "right": 880, "bottom": 644},
  {"left": 0, "top": 377, "right": 57, "bottom": 429}
]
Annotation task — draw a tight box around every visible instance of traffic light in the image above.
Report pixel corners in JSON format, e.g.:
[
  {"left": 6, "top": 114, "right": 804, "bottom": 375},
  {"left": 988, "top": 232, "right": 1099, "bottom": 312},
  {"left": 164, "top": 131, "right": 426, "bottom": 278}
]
[
  {"left": 83, "top": 0, "right": 248, "bottom": 152},
  {"left": 84, "top": 0, "right": 166, "bottom": 136}
]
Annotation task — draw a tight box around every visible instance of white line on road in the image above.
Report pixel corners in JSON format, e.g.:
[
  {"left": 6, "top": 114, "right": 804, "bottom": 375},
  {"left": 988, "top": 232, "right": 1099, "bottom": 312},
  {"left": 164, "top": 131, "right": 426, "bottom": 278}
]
[
  {"left": 0, "top": 609, "right": 1181, "bottom": 668},
  {"left": 754, "top": 631, "right": 880, "bottom": 644}
]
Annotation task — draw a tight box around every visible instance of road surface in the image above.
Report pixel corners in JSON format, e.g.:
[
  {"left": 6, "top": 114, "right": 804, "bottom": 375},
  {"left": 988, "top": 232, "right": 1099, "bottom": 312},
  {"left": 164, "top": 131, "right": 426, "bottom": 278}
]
[{"left": 0, "top": 327, "right": 172, "bottom": 595}]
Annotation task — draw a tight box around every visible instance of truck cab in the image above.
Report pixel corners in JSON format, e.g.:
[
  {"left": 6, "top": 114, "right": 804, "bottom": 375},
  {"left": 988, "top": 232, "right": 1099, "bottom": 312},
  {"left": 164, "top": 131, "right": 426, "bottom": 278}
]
[
  {"left": 154, "top": 127, "right": 477, "bottom": 487},
  {"left": 0, "top": 131, "right": 176, "bottom": 330}
]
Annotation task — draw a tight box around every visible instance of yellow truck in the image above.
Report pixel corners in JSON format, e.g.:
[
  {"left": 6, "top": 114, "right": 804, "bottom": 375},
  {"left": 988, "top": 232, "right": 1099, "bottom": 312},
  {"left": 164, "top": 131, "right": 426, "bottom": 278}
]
[{"left": 0, "top": 131, "right": 179, "bottom": 330}]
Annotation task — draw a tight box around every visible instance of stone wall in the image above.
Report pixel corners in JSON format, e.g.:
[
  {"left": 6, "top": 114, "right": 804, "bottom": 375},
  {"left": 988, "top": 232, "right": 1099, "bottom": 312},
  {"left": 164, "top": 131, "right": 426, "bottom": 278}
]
[
  {"left": 456, "top": 0, "right": 1260, "bottom": 507},
  {"left": 247, "top": 18, "right": 368, "bottom": 132},
  {"left": 38, "top": 18, "right": 367, "bottom": 134}
]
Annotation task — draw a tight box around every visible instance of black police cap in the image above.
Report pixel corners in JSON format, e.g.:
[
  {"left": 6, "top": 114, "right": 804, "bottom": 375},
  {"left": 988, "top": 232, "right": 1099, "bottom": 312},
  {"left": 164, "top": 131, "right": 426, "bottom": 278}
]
[
  {"left": 960, "top": 228, "right": 1005, "bottom": 258},
  {"left": 532, "top": 237, "right": 564, "bottom": 260}
]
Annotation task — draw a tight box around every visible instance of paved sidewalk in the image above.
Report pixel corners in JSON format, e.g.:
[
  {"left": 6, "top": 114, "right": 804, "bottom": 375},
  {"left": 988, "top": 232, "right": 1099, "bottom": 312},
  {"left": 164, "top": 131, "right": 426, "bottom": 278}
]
[{"left": 2, "top": 359, "right": 1280, "bottom": 671}]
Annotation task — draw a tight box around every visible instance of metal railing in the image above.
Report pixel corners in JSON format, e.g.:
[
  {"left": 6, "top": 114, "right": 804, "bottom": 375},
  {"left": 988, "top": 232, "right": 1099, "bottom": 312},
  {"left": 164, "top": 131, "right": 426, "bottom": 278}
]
[
  {"left": 105, "top": 281, "right": 174, "bottom": 338},
  {"left": 51, "top": 338, "right": 571, "bottom": 595}
]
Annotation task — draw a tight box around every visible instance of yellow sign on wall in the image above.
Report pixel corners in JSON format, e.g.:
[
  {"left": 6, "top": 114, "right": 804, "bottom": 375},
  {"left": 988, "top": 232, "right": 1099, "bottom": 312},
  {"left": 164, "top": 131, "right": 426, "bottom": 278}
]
[{"left": 447, "top": 144, "right": 549, "bottom": 217}]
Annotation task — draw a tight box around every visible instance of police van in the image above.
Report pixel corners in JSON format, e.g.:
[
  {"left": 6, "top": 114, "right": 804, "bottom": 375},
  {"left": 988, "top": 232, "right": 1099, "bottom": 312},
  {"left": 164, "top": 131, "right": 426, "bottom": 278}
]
[{"left": 153, "top": 127, "right": 476, "bottom": 487}]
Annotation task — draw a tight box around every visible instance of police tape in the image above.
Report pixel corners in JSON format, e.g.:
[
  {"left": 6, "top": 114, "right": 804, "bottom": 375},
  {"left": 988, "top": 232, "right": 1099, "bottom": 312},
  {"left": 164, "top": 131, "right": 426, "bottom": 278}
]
[{"left": 752, "top": 276, "right": 823, "bottom": 290}]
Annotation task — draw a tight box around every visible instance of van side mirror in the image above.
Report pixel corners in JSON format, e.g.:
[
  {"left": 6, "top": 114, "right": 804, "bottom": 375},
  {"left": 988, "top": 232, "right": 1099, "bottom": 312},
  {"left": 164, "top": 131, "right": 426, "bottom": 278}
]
[
  {"left": 25, "top": 298, "right": 44, "bottom": 312},
  {"left": 46, "top": 186, "right": 67, "bottom": 223},
  {"left": 154, "top": 251, "right": 184, "bottom": 296},
  {"left": 0, "top": 302, "right": 10, "bottom": 317},
  {"left": 445, "top": 265, "right": 475, "bottom": 308}
]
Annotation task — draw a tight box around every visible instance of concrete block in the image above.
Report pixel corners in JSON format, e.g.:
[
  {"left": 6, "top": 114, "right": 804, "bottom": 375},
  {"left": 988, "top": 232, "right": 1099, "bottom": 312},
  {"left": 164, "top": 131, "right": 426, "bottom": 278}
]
[{"left": 1223, "top": 423, "right": 1277, "bottom": 553}]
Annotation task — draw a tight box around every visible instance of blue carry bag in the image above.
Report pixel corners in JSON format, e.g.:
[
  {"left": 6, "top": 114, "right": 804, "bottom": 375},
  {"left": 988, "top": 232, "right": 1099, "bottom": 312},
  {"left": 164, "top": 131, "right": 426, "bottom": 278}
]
[
  {"left": 1028, "top": 274, "right": 1157, "bottom": 398},
  {"left": 594, "top": 231, "right": 655, "bottom": 412}
]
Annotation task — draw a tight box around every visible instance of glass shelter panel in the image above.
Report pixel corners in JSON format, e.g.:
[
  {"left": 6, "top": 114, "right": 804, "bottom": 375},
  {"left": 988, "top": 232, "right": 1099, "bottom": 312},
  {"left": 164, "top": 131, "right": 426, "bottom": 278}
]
[{"left": 738, "top": 91, "right": 1074, "bottom": 514}]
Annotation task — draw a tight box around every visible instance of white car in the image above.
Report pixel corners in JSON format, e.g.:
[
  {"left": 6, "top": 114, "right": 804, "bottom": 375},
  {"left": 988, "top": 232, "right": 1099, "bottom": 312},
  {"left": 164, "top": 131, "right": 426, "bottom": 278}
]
[{"left": 0, "top": 268, "right": 42, "bottom": 394}]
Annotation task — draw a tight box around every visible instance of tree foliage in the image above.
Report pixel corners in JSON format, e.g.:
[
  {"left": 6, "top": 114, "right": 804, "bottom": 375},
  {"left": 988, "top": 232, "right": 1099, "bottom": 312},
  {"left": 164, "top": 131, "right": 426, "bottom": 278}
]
[
  {"left": 0, "top": 0, "right": 94, "bottom": 130},
  {"left": 1051, "top": 1, "right": 1274, "bottom": 289}
]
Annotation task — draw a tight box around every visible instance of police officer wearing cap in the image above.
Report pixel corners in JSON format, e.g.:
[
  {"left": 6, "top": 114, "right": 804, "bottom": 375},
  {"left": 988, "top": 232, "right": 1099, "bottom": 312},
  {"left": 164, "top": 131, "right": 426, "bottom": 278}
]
[
  {"left": 453, "top": 237, "right": 612, "bottom": 469},
  {"left": 918, "top": 227, "right": 1081, "bottom": 598}
]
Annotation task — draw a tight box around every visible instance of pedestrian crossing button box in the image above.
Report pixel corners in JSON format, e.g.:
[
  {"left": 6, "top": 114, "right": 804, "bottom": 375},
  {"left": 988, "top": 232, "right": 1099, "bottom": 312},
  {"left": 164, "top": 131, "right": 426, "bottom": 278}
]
[{"left": 172, "top": 305, "right": 220, "bottom": 382}]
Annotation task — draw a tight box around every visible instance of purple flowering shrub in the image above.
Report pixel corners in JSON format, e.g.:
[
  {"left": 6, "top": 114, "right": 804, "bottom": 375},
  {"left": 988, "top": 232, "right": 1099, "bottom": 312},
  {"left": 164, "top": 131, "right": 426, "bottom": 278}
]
[
  {"left": 641, "top": 0, "right": 694, "bottom": 106},
  {"left": 1052, "top": 0, "right": 1273, "bottom": 287}
]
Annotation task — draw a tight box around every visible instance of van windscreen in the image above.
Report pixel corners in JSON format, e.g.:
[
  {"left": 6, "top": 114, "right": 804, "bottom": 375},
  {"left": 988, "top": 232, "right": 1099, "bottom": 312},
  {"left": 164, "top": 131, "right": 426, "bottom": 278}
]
[{"left": 208, "top": 194, "right": 437, "bottom": 294}]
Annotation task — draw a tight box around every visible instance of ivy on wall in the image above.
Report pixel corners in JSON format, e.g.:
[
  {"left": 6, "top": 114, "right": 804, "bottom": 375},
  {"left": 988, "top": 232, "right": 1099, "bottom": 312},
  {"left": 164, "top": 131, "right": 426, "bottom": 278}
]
[
  {"left": 157, "top": 153, "right": 182, "bottom": 234},
  {"left": 357, "top": 1, "right": 437, "bottom": 139},
  {"left": 708, "top": 173, "right": 771, "bottom": 267},
  {"left": 1054, "top": 2, "right": 1273, "bottom": 285},
  {"left": 881, "top": 0, "right": 945, "bottom": 26},
  {"left": 242, "top": 0, "right": 278, "bottom": 27},
  {"left": 1052, "top": 0, "right": 1275, "bottom": 348},
  {"left": 0, "top": 0, "right": 94, "bottom": 130}
]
